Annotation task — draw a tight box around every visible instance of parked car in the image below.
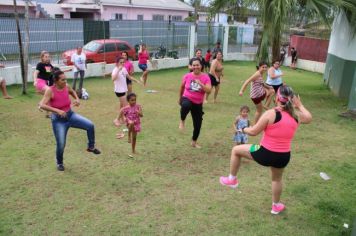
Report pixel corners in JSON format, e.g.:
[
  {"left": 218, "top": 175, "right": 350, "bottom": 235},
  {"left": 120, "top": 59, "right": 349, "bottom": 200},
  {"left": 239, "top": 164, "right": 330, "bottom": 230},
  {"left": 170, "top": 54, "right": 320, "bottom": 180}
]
[{"left": 62, "top": 39, "right": 136, "bottom": 65}]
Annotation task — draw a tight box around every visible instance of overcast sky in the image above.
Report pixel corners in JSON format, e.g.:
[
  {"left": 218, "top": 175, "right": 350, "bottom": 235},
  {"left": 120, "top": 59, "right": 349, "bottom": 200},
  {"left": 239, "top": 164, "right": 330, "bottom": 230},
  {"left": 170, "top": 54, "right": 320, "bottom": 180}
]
[{"left": 183, "top": 0, "right": 211, "bottom": 6}]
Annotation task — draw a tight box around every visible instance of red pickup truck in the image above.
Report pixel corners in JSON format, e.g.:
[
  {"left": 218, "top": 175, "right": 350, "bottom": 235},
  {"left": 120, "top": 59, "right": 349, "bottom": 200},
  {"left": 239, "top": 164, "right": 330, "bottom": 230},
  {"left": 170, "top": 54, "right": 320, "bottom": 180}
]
[{"left": 62, "top": 39, "right": 136, "bottom": 65}]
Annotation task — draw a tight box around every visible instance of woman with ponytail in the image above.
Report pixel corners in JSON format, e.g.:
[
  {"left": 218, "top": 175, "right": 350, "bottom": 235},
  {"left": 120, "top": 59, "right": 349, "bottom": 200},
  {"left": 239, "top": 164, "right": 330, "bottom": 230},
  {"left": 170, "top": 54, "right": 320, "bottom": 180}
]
[{"left": 219, "top": 85, "right": 312, "bottom": 215}]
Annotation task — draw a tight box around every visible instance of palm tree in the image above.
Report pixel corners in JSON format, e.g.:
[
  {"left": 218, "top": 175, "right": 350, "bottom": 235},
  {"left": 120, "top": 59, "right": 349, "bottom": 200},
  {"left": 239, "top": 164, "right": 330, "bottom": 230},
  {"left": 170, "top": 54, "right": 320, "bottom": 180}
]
[{"left": 209, "top": 0, "right": 356, "bottom": 63}]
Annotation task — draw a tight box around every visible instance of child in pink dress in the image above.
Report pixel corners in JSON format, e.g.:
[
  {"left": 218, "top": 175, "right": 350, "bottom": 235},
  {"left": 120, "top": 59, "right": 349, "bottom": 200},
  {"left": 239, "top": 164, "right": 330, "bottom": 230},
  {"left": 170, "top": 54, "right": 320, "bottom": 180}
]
[{"left": 119, "top": 93, "right": 143, "bottom": 156}]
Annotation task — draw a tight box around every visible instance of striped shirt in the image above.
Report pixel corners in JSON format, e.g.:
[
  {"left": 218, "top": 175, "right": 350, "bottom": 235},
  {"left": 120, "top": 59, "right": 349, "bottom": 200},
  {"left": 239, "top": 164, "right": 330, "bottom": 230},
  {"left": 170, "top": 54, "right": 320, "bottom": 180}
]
[{"left": 250, "top": 73, "right": 265, "bottom": 99}]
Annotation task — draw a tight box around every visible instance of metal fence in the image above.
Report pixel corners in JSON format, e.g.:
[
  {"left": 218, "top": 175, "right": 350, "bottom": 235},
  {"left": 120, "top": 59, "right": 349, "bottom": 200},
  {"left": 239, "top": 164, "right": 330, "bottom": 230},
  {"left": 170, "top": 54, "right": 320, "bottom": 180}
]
[
  {"left": 0, "top": 18, "right": 84, "bottom": 65},
  {"left": 109, "top": 20, "right": 191, "bottom": 59},
  {"left": 0, "top": 18, "right": 193, "bottom": 67},
  {"left": 196, "top": 23, "right": 224, "bottom": 55},
  {"left": 227, "top": 25, "right": 260, "bottom": 54}
]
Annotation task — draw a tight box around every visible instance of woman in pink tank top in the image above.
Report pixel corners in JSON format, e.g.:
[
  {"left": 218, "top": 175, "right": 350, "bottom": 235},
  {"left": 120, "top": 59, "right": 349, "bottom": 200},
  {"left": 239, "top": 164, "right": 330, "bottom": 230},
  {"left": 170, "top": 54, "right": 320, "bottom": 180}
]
[
  {"left": 239, "top": 62, "right": 275, "bottom": 124},
  {"left": 39, "top": 70, "right": 101, "bottom": 171},
  {"left": 138, "top": 43, "right": 151, "bottom": 87},
  {"left": 220, "top": 85, "right": 312, "bottom": 215}
]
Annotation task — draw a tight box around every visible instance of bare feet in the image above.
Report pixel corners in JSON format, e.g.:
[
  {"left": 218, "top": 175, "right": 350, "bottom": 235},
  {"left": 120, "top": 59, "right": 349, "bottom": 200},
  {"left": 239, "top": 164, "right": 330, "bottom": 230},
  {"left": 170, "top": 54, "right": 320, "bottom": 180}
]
[
  {"left": 204, "top": 100, "right": 208, "bottom": 104},
  {"left": 116, "top": 133, "right": 125, "bottom": 139},
  {"left": 3, "top": 95, "right": 13, "bottom": 99},
  {"left": 213, "top": 99, "right": 217, "bottom": 104},
  {"left": 128, "top": 152, "right": 137, "bottom": 158},
  {"left": 179, "top": 121, "right": 185, "bottom": 130},
  {"left": 113, "top": 118, "right": 121, "bottom": 127},
  {"left": 263, "top": 104, "right": 269, "bottom": 110},
  {"left": 191, "top": 141, "right": 201, "bottom": 149}
]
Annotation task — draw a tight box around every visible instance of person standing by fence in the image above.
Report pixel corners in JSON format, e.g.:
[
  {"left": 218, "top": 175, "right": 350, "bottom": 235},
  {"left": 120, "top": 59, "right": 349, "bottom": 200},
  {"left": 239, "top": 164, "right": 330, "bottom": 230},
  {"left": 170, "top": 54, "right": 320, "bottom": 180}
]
[
  {"left": 138, "top": 43, "right": 151, "bottom": 87},
  {"left": 188, "top": 49, "right": 205, "bottom": 72},
  {"left": 33, "top": 51, "right": 54, "bottom": 94},
  {"left": 71, "top": 46, "right": 87, "bottom": 96},
  {"left": 205, "top": 51, "right": 224, "bottom": 103},
  {"left": 291, "top": 47, "right": 298, "bottom": 70},
  {"left": 0, "top": 64, "right": 13, "bottom": 99}
]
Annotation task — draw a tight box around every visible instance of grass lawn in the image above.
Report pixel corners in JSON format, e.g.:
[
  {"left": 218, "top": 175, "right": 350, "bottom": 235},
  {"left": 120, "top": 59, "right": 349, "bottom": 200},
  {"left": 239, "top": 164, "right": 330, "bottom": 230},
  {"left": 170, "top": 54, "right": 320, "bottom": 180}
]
[{"left": 0, "top": 61, "right": 355, "bottom": 235}]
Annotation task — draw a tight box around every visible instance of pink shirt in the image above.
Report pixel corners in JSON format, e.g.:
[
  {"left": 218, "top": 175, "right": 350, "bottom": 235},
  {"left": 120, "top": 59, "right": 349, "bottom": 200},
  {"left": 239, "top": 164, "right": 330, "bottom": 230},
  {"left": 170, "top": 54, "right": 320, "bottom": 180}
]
[
  {"left": 182, "top": 73, "right": 211, "bottom": 104},
  {"left": 260, "top": 110, "right": 299, "bottom": 152},
  {"left": 124, "top": 60, "right": 134, "bottom": 74},
  {"left": 50, "top": 85, "right": 71, "bottom": 112},
  {"left": 138, "top": 50, "right": 149, "bottom": 64}
]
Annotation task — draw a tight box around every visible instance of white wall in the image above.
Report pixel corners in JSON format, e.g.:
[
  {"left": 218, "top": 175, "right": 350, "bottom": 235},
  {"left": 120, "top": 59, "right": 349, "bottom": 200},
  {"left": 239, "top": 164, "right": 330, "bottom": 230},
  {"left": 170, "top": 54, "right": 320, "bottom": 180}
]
[
  {"left": 283, "top": 56, "right": 325, "bottom": 73},
  {"left": 328, "top": 11, "right": 356, "bottom": 61},
  {"left": 1, "top": 53, "right": 256, "bottom": 86}
]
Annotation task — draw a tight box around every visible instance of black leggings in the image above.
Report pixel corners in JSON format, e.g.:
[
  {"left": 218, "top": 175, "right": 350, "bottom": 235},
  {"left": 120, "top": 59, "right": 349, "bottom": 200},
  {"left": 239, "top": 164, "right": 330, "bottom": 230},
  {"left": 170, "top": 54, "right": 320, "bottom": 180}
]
[{"left": 180, "top": 97, "right": 204, "bottom": 141}]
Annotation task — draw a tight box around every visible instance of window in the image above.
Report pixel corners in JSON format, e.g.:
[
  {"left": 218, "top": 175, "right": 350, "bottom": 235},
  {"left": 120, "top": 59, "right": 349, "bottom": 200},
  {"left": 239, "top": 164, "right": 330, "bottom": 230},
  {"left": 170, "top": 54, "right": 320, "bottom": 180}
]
[
  {"left": 117, "top": 43, "right": 130, "bottom": 51},
  {"left": 113, "top": 13, "right": 123, "bottom": 20},
  {"left": 172, "top": 15, "right": 182, "bottom": 21},
  {"left": 83, "top": 41, "right": 101, "bottom": 52},
  {"left": 152, "top": 15, "right": 164, "bottom": 21},
  {"left": 55, "top": 14, "right": 64, "bottom": 19},
  {"left": 102, "top": 43, "right": 116, "bottom": 53},
  {"left": 137, "top": 15, "right": 143, "bottom": 21}
]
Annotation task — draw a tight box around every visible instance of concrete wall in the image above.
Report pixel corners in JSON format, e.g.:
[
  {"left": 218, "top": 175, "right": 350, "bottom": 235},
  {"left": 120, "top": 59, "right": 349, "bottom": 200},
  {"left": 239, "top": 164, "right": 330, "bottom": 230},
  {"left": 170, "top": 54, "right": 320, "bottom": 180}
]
[
  {"left": 283, "top": 56, "right": 325, "bottom": 74},
  {"left": 1, "top": 53, "right": 256, "bottom": 86},
  {"left": 324, "top": 11, "right": 356, "bottom": 105}
]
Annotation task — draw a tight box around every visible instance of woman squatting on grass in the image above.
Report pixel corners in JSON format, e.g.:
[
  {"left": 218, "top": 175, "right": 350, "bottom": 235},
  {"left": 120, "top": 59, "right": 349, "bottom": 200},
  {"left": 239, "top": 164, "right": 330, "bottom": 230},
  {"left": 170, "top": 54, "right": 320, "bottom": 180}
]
[
  {"left": 39, "top": 70, "right": 101, "bottom": 171},
  {"left": 239, "top": 62, "right": 275, "bottom": 124},
  {"left": 220, "top": 85, "right": 312, "bottom": 214},
  {"left": 178, "top": 58, "right": 212, "bottom": 148}
]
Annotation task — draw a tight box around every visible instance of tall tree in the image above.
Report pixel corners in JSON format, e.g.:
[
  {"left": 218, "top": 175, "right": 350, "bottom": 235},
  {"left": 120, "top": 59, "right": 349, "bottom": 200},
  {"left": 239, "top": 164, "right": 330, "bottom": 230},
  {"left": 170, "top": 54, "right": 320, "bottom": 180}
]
[
  {"left": 13, "top": 0, "right": 27, "bottom": 94},
  {"left": 210, "top": 0, "right": 356, "bottom": 63}
]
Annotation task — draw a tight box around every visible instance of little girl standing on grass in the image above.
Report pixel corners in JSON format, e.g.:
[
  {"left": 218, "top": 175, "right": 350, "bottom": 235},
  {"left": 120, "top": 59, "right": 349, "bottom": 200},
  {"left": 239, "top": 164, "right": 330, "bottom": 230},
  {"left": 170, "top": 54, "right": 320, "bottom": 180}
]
[
  {"left": 233, "top": 105, "right": 250, "bottom": 145},
  {"left": 119, "top": 93, "right": 143, "bottom": 157}
]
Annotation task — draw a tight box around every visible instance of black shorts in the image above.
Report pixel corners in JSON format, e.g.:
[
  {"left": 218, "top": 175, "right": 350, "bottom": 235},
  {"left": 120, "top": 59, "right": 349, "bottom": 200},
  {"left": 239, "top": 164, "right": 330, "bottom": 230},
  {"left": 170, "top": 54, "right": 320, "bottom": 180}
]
[
  {"left": 205, "top": 61, "right": 211, "bottom": 68},
  {"left": 250, "top": 145, "right": 290, "bottom": 168},
  {"left": 266, "top": 83, "right": 283, "bottom": 93},
  {"left": 126, "top": 78, "right": 132, "bottom": 85},
  {"left": 209, "top": 73, "right": 220, "bottom": 87},
  {"left": 115, "top": 92, "right": 126, "bottom": 98}
]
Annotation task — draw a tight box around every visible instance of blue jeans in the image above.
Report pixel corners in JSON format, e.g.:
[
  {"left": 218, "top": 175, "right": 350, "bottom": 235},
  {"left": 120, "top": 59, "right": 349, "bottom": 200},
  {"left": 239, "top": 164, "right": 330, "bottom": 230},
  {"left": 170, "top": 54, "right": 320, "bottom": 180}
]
[{"left": 51, "top": 110, "right": 95, "bottom": 165}]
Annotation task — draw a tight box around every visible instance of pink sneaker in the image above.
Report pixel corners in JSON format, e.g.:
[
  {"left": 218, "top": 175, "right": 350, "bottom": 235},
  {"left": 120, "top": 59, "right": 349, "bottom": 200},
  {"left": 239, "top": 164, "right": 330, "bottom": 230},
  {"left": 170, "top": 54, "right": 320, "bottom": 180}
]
[
  {"left": 271, "top": 203, "right": 285, "bottom": 215},
  {"left": 219, "top": 176, "right": 239, "bottom": 188}
]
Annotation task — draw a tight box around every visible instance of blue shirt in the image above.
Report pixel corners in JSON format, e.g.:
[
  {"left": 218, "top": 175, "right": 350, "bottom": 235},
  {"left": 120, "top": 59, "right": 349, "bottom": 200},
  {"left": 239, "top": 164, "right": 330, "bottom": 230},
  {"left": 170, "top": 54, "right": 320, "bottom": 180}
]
[{"left": 266, "top": 68, "right": 283, "bottom": 86}]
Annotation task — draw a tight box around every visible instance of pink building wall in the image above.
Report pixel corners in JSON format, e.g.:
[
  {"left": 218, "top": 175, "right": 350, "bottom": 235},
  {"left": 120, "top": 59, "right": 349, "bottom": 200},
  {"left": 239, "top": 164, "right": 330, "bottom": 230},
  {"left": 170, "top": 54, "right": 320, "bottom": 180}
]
[
  {"left": 100, "top": 6, "right": 189, "bottom": 21},
  {"left": 0, "top": 5, "right": 37, "bottom": 18}
]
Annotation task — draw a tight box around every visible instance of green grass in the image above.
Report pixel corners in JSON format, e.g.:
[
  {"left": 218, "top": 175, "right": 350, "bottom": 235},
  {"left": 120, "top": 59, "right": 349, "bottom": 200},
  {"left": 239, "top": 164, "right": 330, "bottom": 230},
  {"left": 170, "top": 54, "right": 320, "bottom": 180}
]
[{"left": 0, "top": 61, "right": 355, "bottom": 235}]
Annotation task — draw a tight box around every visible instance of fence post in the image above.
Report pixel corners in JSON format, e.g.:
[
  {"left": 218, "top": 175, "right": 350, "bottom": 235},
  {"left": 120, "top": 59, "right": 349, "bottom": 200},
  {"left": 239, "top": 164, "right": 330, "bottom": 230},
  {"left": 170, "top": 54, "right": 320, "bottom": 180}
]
[
  {"left": 223, "top": 25, "right": 229, "bottom": 57},
  {"left": 54, "top": 19, "right": 59, "bottom": 64},
  {"left": 189, "top": 25, "right": 195, "bottom": 59}
]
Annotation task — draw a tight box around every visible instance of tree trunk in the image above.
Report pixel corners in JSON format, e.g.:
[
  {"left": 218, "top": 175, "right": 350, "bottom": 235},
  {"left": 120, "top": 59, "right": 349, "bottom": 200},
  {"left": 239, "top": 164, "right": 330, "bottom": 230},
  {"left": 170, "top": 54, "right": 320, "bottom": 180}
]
[
  {"left": 13, "top": 0, "right": 26, "bottom": 94},
  {"left": 23, "top": 0, "right": 30, "bottom": 93}
]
